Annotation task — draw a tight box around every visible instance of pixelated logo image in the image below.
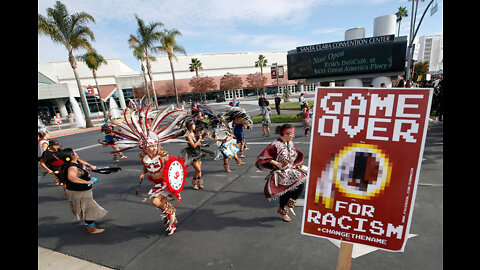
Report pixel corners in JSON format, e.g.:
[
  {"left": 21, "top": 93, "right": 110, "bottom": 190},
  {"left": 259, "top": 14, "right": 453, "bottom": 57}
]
[{"left": 315, "top": 143, "right": 392, "bottom": 208}]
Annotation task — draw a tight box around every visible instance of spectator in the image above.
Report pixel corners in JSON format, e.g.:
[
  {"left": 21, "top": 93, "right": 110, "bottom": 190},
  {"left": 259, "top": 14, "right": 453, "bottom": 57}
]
[
  {"left": 258, "top": 94, "right": 267, "bottom": 114},
  {"left": 299, "top": 93, "right": 306, "bottom": 111},
  {"left": 274, "top": 94, "right": 281, "bottom": 115},
  {"left": 262, "top": 100, "right": 272, "bottom": 137}
]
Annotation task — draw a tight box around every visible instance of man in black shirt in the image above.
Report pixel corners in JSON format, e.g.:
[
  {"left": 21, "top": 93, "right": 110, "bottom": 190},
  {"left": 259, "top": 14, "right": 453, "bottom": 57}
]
[
  {"left": 274, "top": 94, "right": 281, "bottom": 115},
  {"left": 258, "top": 94, "right": 267, "bottom": 114}
]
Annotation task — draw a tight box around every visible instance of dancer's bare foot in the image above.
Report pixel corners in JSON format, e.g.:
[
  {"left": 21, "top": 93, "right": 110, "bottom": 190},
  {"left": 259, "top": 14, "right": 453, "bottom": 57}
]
[
  {"left": 281, "top": 214, "right": 291, "bottom": 222},
  {"left": 167, "top": 226, "right": 176, "bottom": 236}
]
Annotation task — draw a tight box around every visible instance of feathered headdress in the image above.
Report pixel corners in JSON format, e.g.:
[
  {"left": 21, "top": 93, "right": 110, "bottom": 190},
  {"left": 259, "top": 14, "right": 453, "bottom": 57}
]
[
  {"left": 108, "top": 101, "right": 188, "bottom": 153},
  {"left": 223, "top": 107, "right": 253, "bottom": 129}
]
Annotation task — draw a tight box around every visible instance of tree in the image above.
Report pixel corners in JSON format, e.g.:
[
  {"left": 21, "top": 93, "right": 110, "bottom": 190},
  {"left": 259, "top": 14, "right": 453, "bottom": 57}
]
[
  {"left": 189, "top": 58, "right": 203, "bottom": 99},
  {"left": 153, "top": 28, "right": 187, "bottom": 108},
  {"left": 130, "top": 42, "right": 156, "bottom": 105},
  {"left": 38, "top": 1, "right": 96, "bottom": 127},
  {"left": 130, "top": 85, "right": 156, "bottom": 101},
  {"left": 189, "top": 76, "right": 217, "bottom": 101},
  {"left": 189, "top": 58, "right": 203, "bottom": 79},
  {"left": 395, "top": 6, "right": 408, "bottom": 37},
  {"left": 246, "top": 73, "right": 267, "bottom": 96},
  {"left": 413, "top": 61, "right": 429, "bottom": 82},
  {"left": 76, "top": 49, "right": 108, "bottom": 119},
  {"left": 255, "top": 54, "right": 268, "bottom": 74},
  {"left": 128, "top": 14, "right": 164, "bottom": 104},
  {"left": 220, "top": 73, "right": 243, "bottom": 99},
  {"left": 255, "top": 54, "right": 268, "bottom": 95}
]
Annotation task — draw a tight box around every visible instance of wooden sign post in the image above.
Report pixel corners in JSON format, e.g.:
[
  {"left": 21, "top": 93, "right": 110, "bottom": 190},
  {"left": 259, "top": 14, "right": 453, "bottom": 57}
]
[{"left": 336, "top": 242, "right": 353, "bottom": 270}]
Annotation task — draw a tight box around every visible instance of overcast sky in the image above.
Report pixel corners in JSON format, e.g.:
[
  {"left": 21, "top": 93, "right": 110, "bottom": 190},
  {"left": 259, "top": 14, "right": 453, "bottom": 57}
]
[{"left": 38, "top": 0, "right": 443, "bottom": 71}]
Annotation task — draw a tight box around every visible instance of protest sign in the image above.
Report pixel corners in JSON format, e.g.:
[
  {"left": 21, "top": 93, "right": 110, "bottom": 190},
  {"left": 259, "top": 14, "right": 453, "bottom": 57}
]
[{"left": 301, "top": 87, "right": 432, "bottom": 252}]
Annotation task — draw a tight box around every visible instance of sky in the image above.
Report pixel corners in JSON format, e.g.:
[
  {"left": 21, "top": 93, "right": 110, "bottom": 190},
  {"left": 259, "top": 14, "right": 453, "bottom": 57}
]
[{"left": 38, "top": 0, "right": 443, "bottom": 72}]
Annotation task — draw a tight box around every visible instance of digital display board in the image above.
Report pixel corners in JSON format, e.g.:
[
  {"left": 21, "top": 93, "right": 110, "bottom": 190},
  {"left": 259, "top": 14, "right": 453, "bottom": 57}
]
[{"left": 287, "top": 38, "right": 407, "bottom": 80}]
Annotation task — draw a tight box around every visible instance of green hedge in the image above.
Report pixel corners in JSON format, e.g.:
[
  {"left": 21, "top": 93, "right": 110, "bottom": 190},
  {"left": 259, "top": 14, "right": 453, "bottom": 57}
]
[{"left": 252, "top": 113, "right": 302, "bottom": 124}]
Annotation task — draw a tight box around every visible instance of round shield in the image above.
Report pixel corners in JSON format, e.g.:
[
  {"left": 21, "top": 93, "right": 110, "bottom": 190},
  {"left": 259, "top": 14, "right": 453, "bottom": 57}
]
[{"left": 161, "top": 156, "right": 188, "bottom": 199}]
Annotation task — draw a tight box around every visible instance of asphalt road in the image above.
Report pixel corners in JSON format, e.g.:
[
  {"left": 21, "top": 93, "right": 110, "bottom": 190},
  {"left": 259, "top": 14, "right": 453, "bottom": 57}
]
[{"left": 37, "top": 113, "right": 443, "bottom": 269}]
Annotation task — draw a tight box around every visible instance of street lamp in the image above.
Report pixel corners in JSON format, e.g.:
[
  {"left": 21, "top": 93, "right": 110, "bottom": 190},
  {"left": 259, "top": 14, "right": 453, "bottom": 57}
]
[
  {"left": 406, "top": 0, "right": 436, "bottom": 82},
  {"left": 272, "top": 62, "right": 279, "bottom": 95}
]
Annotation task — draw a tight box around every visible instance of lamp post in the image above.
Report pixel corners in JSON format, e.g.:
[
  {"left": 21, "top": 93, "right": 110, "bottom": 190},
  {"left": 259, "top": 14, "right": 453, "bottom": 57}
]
[
  {"left": 406, "top": 0, "right": 436, "bottom": 82},
  {"left": 272, "top": 62, "right": 279, "bottom": 95}
]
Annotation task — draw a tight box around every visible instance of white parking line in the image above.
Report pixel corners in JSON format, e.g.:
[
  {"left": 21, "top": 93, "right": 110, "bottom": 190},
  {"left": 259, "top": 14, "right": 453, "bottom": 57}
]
[{"left": 74, "top": 144, "right": 102, "bottom": 152}]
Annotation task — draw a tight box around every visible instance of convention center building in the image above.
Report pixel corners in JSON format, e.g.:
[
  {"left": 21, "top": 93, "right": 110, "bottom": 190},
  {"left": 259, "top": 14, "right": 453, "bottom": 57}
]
[{"left": 38, "top": 51, "right": 311, "bottom": 119}]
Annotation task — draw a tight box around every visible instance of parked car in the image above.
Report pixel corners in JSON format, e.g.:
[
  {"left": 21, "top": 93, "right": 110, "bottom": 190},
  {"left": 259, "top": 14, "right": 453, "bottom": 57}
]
[{"left": 216, "top": 94, "right": 225, "bottom": 102}]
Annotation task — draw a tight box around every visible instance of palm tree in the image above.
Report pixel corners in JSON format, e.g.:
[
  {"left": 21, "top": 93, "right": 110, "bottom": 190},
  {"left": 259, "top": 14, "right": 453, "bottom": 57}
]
[
  {"left": 153, "top": 28, "right": 187, "bottom": 108},
  {"left": 76, "top": 49, "right": 108, "bottom": 119},
  {"left": 130, "top": 43, "right": 156, "bottom": 105},
  {"left": 38, "top": 1, "right": 96, "bottom": 127},
  {"left": 395, "top": 6, "right": 408, "bottom": 37},
  {"left": 189, "top": 58, "right": 203, "bottom": 79},
  {"left": 255, "top": 54, "right": 268, "bottom": 74},
  {"left": 128, "top": 14, "right": 163, "bottom": 104},
  {"left": 189, "top": 58, "right": 204, "bottom": 100},
  {"left": 255, "top": 54, "right": 268, "bottom": 95}
]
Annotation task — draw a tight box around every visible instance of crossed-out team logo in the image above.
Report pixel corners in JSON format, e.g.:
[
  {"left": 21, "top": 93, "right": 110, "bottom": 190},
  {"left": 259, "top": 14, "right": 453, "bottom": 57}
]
[{"left": 315, "top": 143, "right": 392, "bottom": 208}]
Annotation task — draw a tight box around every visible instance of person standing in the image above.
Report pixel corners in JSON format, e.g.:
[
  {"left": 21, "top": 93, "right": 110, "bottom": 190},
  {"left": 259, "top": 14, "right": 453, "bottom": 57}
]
[
  {"left": 274, "top": 94, "right": 281, "bottom": 115},
  {"left": 299, "top": 93, "right": 306, "bottom": 111},
  {"left": 58, "top": 148, "right": 107, "bottom": 234},
  {"left": 301, "top": 103, "right": 312, "bottom": 137},
  {"left": 258, "top": 94, "right": 267, "bottom": 115},
  {"left": 262, "top": 100, "right": 272, "bottom": 137},
  {"left": 39, "top": 140, "right": 64, "bottom": 187},
  {"left": 38, "top": 131, "right": 50, "bottom": 154},
  {"left": 255, "top": 124, "right": 308, "bottom": 222}
]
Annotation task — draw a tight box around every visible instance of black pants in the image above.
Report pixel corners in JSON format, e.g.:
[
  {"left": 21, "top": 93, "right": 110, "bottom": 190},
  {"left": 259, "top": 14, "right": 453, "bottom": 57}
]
[
  {"left": 279, "top": 183, "right": 305, "bottom": 209},
  {"left": 275, "top": 106, "right": 281, "bottom": 115}
]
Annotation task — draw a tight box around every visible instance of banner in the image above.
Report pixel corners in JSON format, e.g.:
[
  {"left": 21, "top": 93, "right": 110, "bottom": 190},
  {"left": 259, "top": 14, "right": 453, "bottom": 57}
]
[{"left": 301, "top": 87, "right": 432, "bottom": 252}]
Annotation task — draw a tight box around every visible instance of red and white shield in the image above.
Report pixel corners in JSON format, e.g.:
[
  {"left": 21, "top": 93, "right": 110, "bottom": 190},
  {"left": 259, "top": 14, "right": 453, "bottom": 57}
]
[{"left": 161, "top": 156, "right": 188, "bottom": 200}]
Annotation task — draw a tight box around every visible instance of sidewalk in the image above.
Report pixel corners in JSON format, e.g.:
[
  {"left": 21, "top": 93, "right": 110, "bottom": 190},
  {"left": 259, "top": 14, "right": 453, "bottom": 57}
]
[
  {"left": 38, "top": 246, "right": 112, "bottom": 270},
  {"left": 45, "top": 118, "right": 104, "bottom": 137}
]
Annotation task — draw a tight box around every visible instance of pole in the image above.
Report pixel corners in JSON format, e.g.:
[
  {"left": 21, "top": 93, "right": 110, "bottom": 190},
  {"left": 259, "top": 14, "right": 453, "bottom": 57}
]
[
  {"left": 276, "top": 63, "right": 279, "bottom": 95},
  {"left": 406, "top": 0, "right": 435, "bottom": 82},
  {"left": 405, "top": 0, "right": 415, "bottom": 82},
  {"left": 336, "top": 242, "right": 354, "bottom": 270}
]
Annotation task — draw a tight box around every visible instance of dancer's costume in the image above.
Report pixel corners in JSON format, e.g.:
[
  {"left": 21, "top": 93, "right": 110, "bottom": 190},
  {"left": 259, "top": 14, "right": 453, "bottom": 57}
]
[
  {"left": 213, "top": 126, "right": 240, "bottom": 160},
  {"left": 180, "top": 131, "right": 215, "bottom": 165},
  {"left": 302, "top": 107, "right": 312, "bottom": 135},
  {"left": 109, "top": 102, "right": 189, "bottom": 234},
  {"left": 223, "top": 107, "right": 253, "bottom": 130},
  {"left": 255, "top": 138, "right": 308, "bottom": 215},
  {"left": 98, "top": 119, "right": 127, "bottom": 161},
  {"left": 191, "top": 103, "right": 222, "bottom": 128},
  {"left": 223, "top": 107, "right": 253, "bottom": 154}
]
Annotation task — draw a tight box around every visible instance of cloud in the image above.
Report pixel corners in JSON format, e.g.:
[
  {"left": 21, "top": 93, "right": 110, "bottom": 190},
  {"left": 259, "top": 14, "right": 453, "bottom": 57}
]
[
  {"left": 39, "top": 0, "right": 323, "bottom": 28},
  {"left": 311, "top": 27, "right": 345, "bottom": 35},
  {"left": 227, "top": 33, "right": 316, "bottom": 51}
]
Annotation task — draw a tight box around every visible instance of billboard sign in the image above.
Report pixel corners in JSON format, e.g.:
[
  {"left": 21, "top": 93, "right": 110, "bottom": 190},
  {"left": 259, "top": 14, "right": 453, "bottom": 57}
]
[
  {"left": 287, "top": 37, "right": 407, "bottom": 80},
  {"left": 301, "top": 87, "right": 433, "bottom": 252}
]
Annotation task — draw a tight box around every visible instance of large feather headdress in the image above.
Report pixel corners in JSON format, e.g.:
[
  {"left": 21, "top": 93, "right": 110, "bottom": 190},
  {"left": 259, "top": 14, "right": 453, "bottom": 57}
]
[
  {"left": 223, "top": 107, "right": 253, "bottom": 129},
  {"left": 109, "top": 101, "right": 188, "bottom": 153}
]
